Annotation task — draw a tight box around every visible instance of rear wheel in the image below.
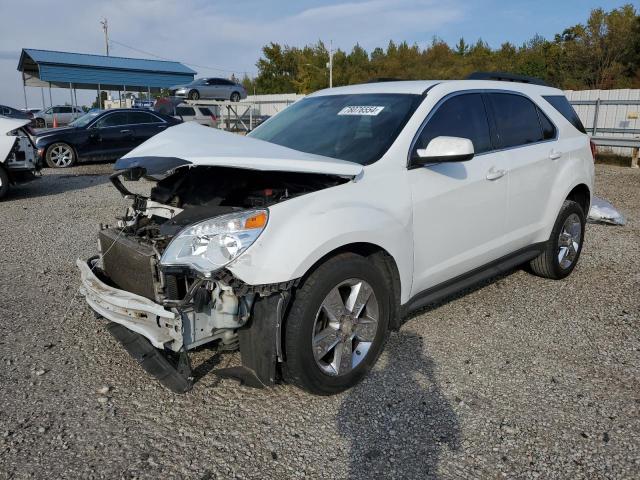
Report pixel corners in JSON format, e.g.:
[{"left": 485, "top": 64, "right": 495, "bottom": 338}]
[
  {"left": 188, "top": 89, "right": 200, "bottom": 100},
  {"left": 230, "top": 91, "right": 241, "bottom": 102},
  {"left": 36, "top": 118, "right": 45, "bottom": 128},
  {"left": 0, "top": 166, "right": 9, "bottom": 199},
  {"left": 530, "top": 200, "right": 585, "bottom": 279},
  {"left": 45, "top": 143, "right": 76, "bottom": 168},
  {"left": 283, "top": 253, "right": 390, "bottom": 395}
]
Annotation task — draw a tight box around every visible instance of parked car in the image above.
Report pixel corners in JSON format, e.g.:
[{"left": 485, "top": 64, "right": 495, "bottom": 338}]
[
  {"left": 1, "top": 105, "right": 32, "bottom": 120},
  {"left": 21, "top": 108, "right": 41, "bottom": 117},
  {"left": 173, "top": 103, "right": 220, "bottom": 128},
  {"left": 77, "top": 76, "right": 594, "bottom": 395},
  {"left": 33, "top": 105, "right": 84, "bottom": 128},
  {"left": 0, "top": 116, "right": 40, "bottom": 199},
  {"left": 34, "top": 109, "right": 180, "bottom": 168},
  {"left": 170, "top": 78, "right": 247, "bottom": 102}
]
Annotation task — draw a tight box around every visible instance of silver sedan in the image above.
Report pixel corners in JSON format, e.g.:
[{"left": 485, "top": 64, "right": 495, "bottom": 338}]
[{"left": 170, "top": 78, "right": 247, "bottom": 102}]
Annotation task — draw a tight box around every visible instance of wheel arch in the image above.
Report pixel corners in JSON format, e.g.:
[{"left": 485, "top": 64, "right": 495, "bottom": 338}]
[
  {"left": 293, "top": 242, "right": 403, "bottom": 331},
  {"left": 565, "top": 183, "right": 591, "bottom": 215}
]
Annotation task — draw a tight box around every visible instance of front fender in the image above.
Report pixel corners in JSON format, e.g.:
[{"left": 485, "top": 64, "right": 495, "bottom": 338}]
[{"left": 227, "top": 171, "right": 415, "bottom": 303}]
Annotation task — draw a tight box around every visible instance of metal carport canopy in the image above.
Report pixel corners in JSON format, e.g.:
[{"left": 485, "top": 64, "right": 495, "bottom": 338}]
[{"left": 17, "top": 48, "right": 196, "bottom": 92}]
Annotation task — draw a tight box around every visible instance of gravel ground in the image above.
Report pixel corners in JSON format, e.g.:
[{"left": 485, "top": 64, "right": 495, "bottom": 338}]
[{"left": 0, "top": 163, "right": 638, "bottom": 479}]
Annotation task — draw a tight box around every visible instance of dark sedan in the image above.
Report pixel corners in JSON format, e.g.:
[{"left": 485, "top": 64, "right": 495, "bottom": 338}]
[
  {"left": 1, "top": 104, "right": 32, "bottom": 120},
  {"left": 34, "top": 109, "right": 180, "bottom": 168}
]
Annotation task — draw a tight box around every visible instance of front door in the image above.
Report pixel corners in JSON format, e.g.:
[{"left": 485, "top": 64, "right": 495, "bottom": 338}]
[
  {"left": 89, "top": 112, "right": 136, "bottom": 160},
  {"left": 409, "top": 92, "right": 510, "bottom": 296}
]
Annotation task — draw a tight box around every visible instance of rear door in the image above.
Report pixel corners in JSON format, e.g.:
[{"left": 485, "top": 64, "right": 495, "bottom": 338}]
[
  {"left": 409, "top": 92, "right": 510, "bottom": 295},
  {"left": 485, "top": 92, "right": 558, "bottom": 250},
  {"left": 127, "top": 111, "right": 168, "bottom": 146}
]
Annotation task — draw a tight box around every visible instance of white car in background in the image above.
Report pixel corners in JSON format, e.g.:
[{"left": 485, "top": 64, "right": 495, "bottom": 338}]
[
  {"left": 77, "top": 75, "right": 594, "bottom": 395},
  {"left": 33, "top": 105, "right": 84, "bottom": 128},
  {"left": 173, "top": 103, "right": 220, "bottom": 128}
]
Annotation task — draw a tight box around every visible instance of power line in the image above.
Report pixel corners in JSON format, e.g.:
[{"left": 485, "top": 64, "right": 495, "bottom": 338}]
[{"left": 108, "top": 39, "right": 254, "bottom": 77}]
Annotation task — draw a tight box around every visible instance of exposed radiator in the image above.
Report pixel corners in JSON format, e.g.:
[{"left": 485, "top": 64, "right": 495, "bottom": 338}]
[{"left": 98, "top": 228, "right": 160, "bottom": 301}]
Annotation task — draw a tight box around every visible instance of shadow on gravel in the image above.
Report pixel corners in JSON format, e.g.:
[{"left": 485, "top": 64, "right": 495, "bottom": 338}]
[
  {"left": 7, "top": 173, "right": 110, "bottom": 199},
  {"left": 338, "top": 332, "right": 460, "bottom": 479}
]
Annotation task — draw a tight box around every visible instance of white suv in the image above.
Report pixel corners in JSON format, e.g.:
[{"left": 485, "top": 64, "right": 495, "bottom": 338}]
[{"left": 78, "top": 76, "right": 594, "bottom": 394}]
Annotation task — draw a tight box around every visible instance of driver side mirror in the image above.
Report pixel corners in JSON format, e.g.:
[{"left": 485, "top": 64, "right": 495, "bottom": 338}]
[{"left": 412, "top": 136, "right": 475, "bottom": 166}]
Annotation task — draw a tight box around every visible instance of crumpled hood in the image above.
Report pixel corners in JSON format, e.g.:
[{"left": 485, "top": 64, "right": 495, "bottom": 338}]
[
  {"left": 118, "top": 121, "right": 363, "bottom": 177},
  {"left": 0, "top": 116, "right": 31, "bottom": 135}
]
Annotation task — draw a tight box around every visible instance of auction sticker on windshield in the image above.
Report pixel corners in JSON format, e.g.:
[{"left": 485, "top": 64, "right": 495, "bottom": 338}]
[{"left": 338, "top": 106, "right": 384, "bottom": 116}]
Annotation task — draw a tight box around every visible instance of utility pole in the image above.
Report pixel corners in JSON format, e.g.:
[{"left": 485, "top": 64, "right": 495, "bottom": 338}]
[
  {"left": 100, "top": 18, "right": 109, "bottom": 56},
  {"left": 328, "top": 40, "right": 333, "bottom": 88}
]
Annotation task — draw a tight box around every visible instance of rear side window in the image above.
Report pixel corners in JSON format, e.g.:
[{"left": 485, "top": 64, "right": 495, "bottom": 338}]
[
  {"left": 128, "top": 112, "right": 162, "bottom": 124},
  {"left": 175, "top": 106, "right": 196, "bottom": 116},
  {"left": 416, "top": 93, "right": 492, "bottom": 154},
  {"left": 198, "top": 107, "right": 213, "bottom": 115},
  {"left": 487, "top": 93, "right": 544, "bottom": 148},
  {"left": 542, "top": 95, "right": 586, "bottom": 134}
]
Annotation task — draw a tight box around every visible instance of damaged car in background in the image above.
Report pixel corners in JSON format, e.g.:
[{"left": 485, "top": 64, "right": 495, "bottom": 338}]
[
  {"left": 78, "top": 78, "right": 594, "bottom": 394},
  {"left": 0, "top": 116, "right": 40, "bottom": 199}
]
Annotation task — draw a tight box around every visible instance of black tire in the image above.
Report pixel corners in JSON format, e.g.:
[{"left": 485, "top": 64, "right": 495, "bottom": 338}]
[
  {"left": 283, "top": 253, "right": 390, "bottom": 395},
  {"left": 36, "top": 118, "right": 45, "bottom": 128},
  {"left": 230, "top": 92, "right": 241, "bottom": 102},
  {"left": 45, "top": 142, "right": 76, "bottom": 168},
  {"left": 0, "top": 166, "right": 10, "bottom": 200},
  {"left": 529, "top": 200, "right": 585, "bottom": 279},
  {"left": 188, "top": 89, "right": 200, "bottom": 100}
]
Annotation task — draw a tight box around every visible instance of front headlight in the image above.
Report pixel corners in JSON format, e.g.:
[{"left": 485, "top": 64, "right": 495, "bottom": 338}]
[{"left": 160, "top": 209, "right": 268, "bottom": 275}]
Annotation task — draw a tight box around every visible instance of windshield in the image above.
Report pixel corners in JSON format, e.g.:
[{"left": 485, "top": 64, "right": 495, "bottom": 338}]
[
  {"left": 69, "top": 110, "right": 102, "bottom": 128},
  {"left": 249, "top": 93, "right": 422, "bottom": 165}
]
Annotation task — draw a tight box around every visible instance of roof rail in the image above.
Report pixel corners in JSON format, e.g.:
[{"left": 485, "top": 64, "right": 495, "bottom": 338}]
[{"left": 466, "top": 71, "right": 549, "bottom": 87}]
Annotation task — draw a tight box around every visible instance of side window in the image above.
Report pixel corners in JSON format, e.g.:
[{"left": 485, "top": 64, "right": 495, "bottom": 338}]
[
  {"left": 207, "top": 78, "right": 221, "bottom": 85},
  {"left": 537, "top": 107, "right": 556, "bottom": 140},
  {"left": 128, "top": 111, "right": 162, "bottom": 124},
  {"left": 52, "top": 107, "right": 63, "bottom": 114},
  {"left": 416, "top": 93, "right": 492, "bottom": 154},
  {"left": 487, "top": 93, "right": 544, "bottom": 148},
  {"left": 61, "top": 106, "right": 73, "bottom": 113},
  {"left": 96, "top": 112, "right": 129, "bottom": 128},
  {"left": 175, "top": 107, "right": 196, "bottom": 116}
]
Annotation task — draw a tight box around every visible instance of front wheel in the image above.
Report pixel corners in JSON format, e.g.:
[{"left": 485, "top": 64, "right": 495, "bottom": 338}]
[
  {"left": 283, "top": 253, "right": 390, "bottom": 395},
  {"left": 45, "top": 143, "right": 76, "bottom": 168},
  {"left": 529, "top": 200, "right": 585, "bottom": 279},
  {"left": 188, "top": 89, "right": 200, "bottom": 100}
]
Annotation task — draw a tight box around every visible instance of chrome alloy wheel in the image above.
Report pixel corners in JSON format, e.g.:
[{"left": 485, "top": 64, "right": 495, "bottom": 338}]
[
  {"left": 49, "top": 145, "right": 74, "bottom": 167},
  {"left": 311, "top": 278, "right": 379, "bottom": 376},
  {"left": 557, "top": 213, "right": 582, "bottom": 269}
]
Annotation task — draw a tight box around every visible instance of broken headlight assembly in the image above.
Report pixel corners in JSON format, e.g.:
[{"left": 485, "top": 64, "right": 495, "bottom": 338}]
[{"left": 160, "top": 209, "right": 268, "bottom": 275}]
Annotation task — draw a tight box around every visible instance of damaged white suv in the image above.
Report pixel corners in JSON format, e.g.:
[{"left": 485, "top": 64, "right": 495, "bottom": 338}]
[{"left": 78, "top": 76, "right": 594, "bottom": 394}]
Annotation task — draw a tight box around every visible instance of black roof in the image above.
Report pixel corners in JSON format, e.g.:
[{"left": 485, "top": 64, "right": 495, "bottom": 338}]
[{"left": 466, "top": 71, "right": 549, "bottom": 87}]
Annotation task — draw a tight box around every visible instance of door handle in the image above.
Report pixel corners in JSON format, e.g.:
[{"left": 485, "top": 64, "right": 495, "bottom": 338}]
[
  {"left": 486, "top": 167, "right": 506, "bottom": 181},
  {"left": 120, "top": 129, "right": 132, "bottom": 135},
  {"left": 549, "top": 150, "right": 562, "bottom": 160}
]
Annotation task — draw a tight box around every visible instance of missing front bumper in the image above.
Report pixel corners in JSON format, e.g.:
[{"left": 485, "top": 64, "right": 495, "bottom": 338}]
[{"left": 77, "top": 258, "right": 183, "bottom": 350}]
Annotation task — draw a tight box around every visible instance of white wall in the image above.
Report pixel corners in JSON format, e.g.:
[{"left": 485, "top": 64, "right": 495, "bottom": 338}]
[{"left": 565, "top": 89, "right": 640, "bottom": 157}]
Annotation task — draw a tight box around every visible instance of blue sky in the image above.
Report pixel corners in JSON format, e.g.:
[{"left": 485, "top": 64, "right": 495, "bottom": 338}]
[{"left": 0, "top": 0, "right": 631, "bottom": 107}]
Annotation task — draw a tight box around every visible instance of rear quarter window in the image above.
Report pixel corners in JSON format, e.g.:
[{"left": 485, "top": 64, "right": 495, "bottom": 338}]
[{"left": 542, "top": 95, "right": 587, "bottom": 134}]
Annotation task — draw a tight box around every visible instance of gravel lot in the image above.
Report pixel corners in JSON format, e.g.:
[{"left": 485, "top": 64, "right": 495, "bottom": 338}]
[{"left": 0, "top": 163, "right": 638, "bottom": 479}]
